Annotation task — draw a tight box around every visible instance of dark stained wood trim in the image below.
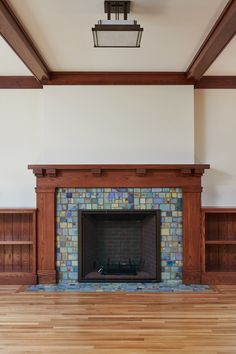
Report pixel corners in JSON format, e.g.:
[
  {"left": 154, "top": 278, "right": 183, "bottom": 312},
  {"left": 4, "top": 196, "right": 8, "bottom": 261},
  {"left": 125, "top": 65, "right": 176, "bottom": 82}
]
[
  {"left": 195, "top": 76, "right": 236, "bottom": 89},
  {"left": 0, "top": 0, "right": 50, "bottom": 82},
  {"left": 187, "top": 0, "right": 236, "bottom": 81},
  {"left": 36, "top": 188, "right": 56, "bottom": 284},
  {"left": 45, "top": 72, "right": 195, "bottom": 85},
  {"left": 91, "top": 168, "right": 102, "bottom": 177},
  {"left": 1, "top": 74, "right": 236, "bottom": 89},
  {"left": 28, "top": 164, "right": 210, "bottom": 172},
  {"left": 202, "top": 207, "right": 236, "bottom": 212},
  {"left": 29, "top": 164, "right": 210, "bottom": 182},
  {"left": 29, "top": 164, "right": 210, "bottom": 284},
  {"left": 0, "top": 76, "right": 43, "bottom": 88},
  {"left": 0, "top": 208, "right": 36, "bottom": 213}
]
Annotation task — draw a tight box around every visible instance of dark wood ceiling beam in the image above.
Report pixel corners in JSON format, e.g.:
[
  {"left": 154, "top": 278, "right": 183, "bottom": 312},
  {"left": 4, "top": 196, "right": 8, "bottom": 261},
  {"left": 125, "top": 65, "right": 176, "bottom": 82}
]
[
  {"left": 195, "top": 76, "right": 236, "bottom": 89},
  {"left": 0, "top": 0, "right": 50, "bottom": 82},
  {"left": 1, "top": 73, "right": 236, "bottom": 89},
  {"left": 187, "top": 0, "right": 236, "bottom": 81},
  {"left": 46, "top": 72, "right": 194, "bottom": 85},
  {"left": 0, "top": 76, "right": 42, "bottom": 88}
]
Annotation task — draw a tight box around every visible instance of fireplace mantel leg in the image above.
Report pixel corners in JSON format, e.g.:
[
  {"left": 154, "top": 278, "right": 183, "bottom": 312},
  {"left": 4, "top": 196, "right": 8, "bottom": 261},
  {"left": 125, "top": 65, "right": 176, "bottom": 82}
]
[
  {"left": 183, "top": 190, "right": 202, "bottom": 284},
  {"left": 36, "top": 188, "right": 56, "bottom": 284}
]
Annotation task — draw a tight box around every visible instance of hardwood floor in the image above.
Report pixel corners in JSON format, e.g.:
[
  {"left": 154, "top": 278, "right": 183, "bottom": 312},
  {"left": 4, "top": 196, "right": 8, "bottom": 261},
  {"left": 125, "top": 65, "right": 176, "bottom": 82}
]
[{"left": 0, "top": 286, "right": 236, "bottom": 353}]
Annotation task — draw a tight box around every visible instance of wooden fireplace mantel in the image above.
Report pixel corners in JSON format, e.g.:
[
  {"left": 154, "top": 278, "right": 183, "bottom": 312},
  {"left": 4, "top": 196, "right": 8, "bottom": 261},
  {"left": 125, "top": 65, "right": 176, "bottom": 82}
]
[{"left": 28, "top": 164, "right": 210, "bottom": 284}]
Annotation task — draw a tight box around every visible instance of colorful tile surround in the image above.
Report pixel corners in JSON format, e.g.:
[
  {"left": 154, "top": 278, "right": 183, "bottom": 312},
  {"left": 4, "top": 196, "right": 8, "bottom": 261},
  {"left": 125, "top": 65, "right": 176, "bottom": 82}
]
[
  {"left": 56, "top": 188, "right": 183, "bottom": 283},
  {"left": 28, "top": 282, "right": 211, "bottom": 293}
]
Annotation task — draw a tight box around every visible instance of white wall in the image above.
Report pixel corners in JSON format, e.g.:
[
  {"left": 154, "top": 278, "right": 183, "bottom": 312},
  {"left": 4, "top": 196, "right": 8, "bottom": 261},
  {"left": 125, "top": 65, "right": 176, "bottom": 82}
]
[
  {"left": 195, "top": 89, "right": 236, "bottom": 206},
  {"left": 2, "top": 86, "right": 236, "bottom": 208},
  {"left": 0, "top": 90, "right": 42, "bottom": 207},
  {"left": 0, "top": 85, "right": 194, "bottom": 207},
  {"left": 40, "top": 86, "right": 194, "bottom": 164}
]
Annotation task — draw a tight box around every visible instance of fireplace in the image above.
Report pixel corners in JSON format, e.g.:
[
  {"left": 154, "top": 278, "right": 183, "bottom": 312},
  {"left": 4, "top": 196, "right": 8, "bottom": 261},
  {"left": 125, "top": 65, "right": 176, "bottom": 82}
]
[
  {"left": 79, "top": 210, "right": 161, "bottom": 281},
  {"left": 56, "top": 187, "right": 182, "bottom": 283},
  {"left": 28, "top": 164, "right": 210, "bottom": 284}
]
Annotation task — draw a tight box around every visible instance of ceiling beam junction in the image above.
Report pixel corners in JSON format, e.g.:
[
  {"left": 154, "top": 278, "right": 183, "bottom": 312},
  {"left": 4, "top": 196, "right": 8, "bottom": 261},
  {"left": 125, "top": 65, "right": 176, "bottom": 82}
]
[
  {"left": 0, "top": 0, "right": 50, "bottom": 82},
  {"left": 187, "top": 0, "right": 236, "bottom": 81}
]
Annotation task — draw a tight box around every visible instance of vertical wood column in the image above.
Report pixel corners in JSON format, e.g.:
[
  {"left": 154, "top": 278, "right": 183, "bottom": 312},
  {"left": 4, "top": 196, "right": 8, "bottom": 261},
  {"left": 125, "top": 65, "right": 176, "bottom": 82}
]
[
  {"left": 36, "top": 187, "right": 56, "bottom": 284},
  {"left": 182, "top": 189, "right": 202, "bottom": 284}
]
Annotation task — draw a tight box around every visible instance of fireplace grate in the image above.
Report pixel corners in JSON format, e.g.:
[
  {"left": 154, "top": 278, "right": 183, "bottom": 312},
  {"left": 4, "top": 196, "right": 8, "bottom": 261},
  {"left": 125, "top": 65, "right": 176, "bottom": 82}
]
[{"left": 96, "top": 258, "right": 144, "bottom": 275}]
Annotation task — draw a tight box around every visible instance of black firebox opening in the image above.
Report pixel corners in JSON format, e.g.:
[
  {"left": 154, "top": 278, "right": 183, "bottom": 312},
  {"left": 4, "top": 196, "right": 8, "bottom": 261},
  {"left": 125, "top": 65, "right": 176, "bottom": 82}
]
[{"left": 78, "top": 210, "right": 161, "bottom": 282}]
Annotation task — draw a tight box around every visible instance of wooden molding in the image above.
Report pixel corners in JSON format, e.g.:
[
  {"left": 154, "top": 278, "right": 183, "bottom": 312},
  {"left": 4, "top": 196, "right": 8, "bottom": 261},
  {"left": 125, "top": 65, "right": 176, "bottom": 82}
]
[
  {"left": 29, "top": 164, "right": 210, "bottom": 180},
  {"left": 0, "top": 0, "right": 50, "bottom": 82},
  {"left": 180, "top": 167, "right": 206, "bottom": 177},
  {"left": 202, "top": 207, "right": 236, "bottom": 212},
  {"left": 45, "top": 168, "right": 57, "bottom": 177},
  {"left": 187, "top": 0, "right": 236, "bottom": 81},
  {"left": 33, "top": 168, "right": 44, "bottom": 177},
  {"left": 45, "top": 72, "right": 195, "bottom": 85},
  {"left": 37, "top": 270, "right": 56, "bottom": 284},
  {"left": 32, "top": 168, "right": 57, "bottom": 178},
  {"left": 1, "top": 74, "right": 236, "bottom": 89},
  {"left": 0, "top": 208, "right": 36, "bottom": 213},
  {"left": 195, "top": 76, "right": 236, "bottom": 89},
  {"left": 135, "top": 168, "right": 147, "bottom": 176},
  {"left": 0, "top": 76, "right": 43, "bottom": 88},
  {"left": 91, "top": 168, "right": 102, "bottom": 177},
  {"left": 29, "top": 164, "right": 210, "bottom": 284}
]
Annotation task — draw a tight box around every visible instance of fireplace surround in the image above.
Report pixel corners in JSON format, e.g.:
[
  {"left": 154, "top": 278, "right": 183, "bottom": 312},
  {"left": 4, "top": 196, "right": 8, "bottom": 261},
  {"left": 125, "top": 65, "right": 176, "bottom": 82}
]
[
  {"left": 29, "top": 164, "right": 209, "bottom": 284},
  {"left": 56, "top": 187, "right": 182, "bottom": 283}
]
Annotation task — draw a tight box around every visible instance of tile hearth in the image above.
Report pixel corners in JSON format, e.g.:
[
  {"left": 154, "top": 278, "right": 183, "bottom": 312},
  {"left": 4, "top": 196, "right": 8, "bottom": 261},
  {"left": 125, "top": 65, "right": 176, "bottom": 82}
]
[
  {"left": 28, "top": 282, "right": 211, "bottom": 293},
  {"left": 56, "top": 187, "right": 183, "bottom": 283}
]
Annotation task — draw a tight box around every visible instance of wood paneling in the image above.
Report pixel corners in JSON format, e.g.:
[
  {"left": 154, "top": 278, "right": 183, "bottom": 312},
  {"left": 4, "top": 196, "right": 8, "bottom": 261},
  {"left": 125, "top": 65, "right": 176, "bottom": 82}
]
[
  {"left": 29, "top": 164, "right": 209, "bottom": 284},
  {"left": 0, "top": 285, "right": 236, "bottom": 352},
  {"left": 0, "top": 209, "right": 37, "bottom": 284},
  {"left": 187, "top": 0, "right": 236, "bottom": 81},
  {"left": 202, "top": 208, "right": 236, "bottom": 284}
]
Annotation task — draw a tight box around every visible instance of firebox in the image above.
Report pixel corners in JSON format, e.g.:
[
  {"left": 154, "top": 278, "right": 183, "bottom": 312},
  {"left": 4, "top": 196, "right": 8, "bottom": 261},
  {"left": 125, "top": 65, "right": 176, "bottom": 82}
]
[{"left": 78, "top": 210, "right": 161, "bottom": 281}]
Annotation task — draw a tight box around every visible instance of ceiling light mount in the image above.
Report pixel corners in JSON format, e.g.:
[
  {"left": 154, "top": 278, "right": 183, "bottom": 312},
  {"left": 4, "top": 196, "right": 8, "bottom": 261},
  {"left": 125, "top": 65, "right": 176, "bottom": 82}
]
[
  {"left": 104, "top": 1, "right": 131, "bottom": 19},
  {"left": 92, "top": 1, "right": 143, "bottom": 48}
]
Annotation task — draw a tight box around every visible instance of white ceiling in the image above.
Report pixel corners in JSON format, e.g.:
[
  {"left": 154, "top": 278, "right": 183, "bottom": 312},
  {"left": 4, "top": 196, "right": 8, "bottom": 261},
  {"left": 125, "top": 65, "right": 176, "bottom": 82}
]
[
  {"left": 205, "top": 35, "right": 236, "bottom": 76},
  {"left": 2, "top": 0, "right": 228, "bottom": 73},
  {"left": 0, "top": 36, "right": 31, "bottom": 75}
]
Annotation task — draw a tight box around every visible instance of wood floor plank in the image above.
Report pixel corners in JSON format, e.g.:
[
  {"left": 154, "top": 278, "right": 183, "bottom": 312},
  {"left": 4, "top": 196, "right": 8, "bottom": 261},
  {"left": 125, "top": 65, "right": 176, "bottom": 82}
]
[{"left": 0, "top": 286, "right": 235, "bottom": 353}]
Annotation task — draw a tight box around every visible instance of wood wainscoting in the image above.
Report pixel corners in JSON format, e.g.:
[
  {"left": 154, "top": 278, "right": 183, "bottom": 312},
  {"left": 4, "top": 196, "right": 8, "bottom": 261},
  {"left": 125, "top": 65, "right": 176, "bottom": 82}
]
[
  {"left": 202, "top": 207, "right": 236, "bottom": 284},
  {"left": 28, "top": 164, "right": 209, "bottom": 284},
  {"left": 0, "top": 209, "right": 37, "bottom": 284}
]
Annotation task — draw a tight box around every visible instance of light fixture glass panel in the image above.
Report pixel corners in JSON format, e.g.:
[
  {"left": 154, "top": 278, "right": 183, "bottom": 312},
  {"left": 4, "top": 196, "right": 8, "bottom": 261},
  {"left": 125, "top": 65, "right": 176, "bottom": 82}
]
[
  {"left": 95, "top": 30, "right": 141, "bottom": 47},
  {"left": 101, "top": 20, "right": 136, "bottom": 25}
]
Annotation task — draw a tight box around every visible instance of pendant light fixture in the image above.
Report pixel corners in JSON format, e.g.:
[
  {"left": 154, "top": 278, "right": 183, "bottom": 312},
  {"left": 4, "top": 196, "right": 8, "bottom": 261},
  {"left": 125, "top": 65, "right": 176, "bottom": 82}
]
[{"left": 92, "top": 1, "right": 143, "bottom": 48}]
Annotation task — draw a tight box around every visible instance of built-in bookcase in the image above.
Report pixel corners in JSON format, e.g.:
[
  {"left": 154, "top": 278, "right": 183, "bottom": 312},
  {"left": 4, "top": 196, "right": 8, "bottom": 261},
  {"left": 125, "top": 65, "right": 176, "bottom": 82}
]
[
  {"left": 0, "top": 209, "right": 37, "bottom": 284},
  {"left": 202, "top": 208, "right": 236, "bottom": 284}
]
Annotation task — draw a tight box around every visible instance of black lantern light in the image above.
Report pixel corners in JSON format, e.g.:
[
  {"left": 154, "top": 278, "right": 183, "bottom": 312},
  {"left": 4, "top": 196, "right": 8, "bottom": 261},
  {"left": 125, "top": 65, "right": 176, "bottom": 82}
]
[{"left": 92, "top": 1, "right": 143, "bottom": 48}]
